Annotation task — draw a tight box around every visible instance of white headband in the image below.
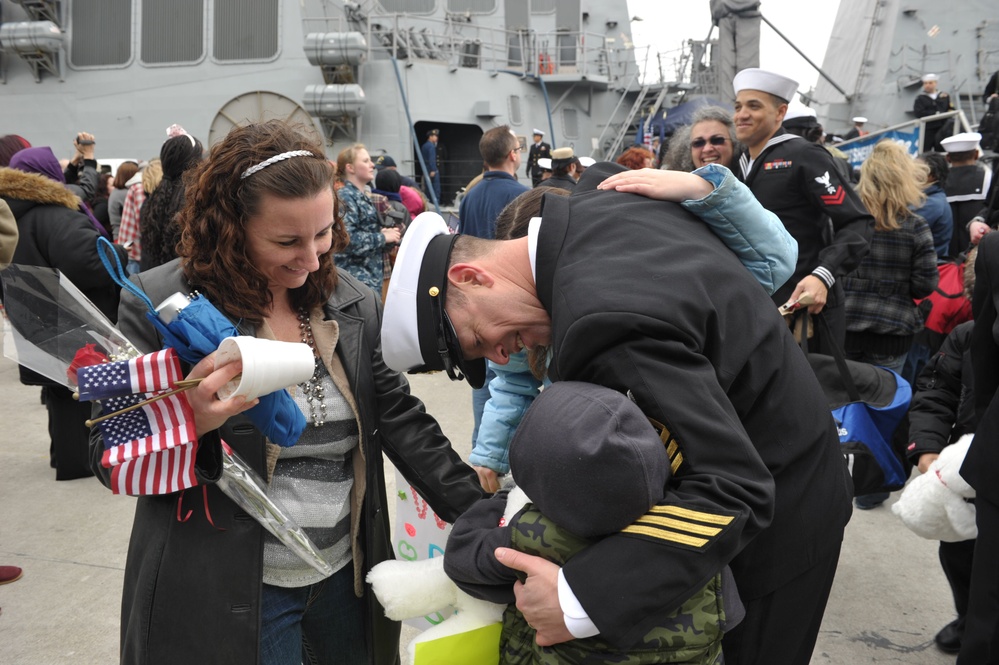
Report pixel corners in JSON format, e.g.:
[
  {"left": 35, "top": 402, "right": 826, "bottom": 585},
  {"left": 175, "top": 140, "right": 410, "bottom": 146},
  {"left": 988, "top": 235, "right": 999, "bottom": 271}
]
[{"left": 240, "top": 150, "right": 316, "bottom": 180}]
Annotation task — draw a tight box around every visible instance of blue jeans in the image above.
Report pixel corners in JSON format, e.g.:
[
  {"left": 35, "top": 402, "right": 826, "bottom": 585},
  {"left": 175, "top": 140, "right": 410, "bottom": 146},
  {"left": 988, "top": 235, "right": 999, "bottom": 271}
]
[
  {"left": 901, "top": 342, "right": 931, "bottom": 385},
  {"left": 260, "top": 561, "right": 367, "bottom": 665},
  {"left": 470, "top": 366, "right": 497, "bottom": 447}
]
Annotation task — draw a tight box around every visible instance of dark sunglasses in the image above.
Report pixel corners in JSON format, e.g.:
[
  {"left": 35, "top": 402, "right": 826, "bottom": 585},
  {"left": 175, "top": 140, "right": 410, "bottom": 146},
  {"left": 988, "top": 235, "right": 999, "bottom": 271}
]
[{"left": 691, "top": 135, "right": 729, "bottom": 149}]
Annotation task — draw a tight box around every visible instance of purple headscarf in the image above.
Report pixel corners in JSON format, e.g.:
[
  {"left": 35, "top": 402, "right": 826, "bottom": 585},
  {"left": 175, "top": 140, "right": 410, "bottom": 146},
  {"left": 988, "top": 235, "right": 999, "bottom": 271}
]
[
  {"left": 9, "top": 146, "right": 110, "bottom": 239},
  {"left": 9, "top": 146, "right": 65, "bottom": 183}
]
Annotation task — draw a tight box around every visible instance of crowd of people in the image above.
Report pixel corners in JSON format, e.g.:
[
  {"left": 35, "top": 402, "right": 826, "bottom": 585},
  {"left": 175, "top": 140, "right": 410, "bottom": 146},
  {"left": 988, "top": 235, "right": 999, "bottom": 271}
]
[{"left": 1, "top": 60, "right": 998, "bottom": 665}]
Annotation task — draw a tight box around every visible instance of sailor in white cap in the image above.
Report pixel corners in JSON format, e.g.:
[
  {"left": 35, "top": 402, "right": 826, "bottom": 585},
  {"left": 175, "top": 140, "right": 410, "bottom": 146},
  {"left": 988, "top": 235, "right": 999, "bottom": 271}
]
[
  {"left": 940, "top": 132, "right": 994, "bottom": 253},
  {"left": 733, "top": 66, "right": 874, "bottom": 355},
  {"left": 537, "top": 147, "right": 578, "bottom": 191},
  {"left": 381, "top": 160, "right": 851, "bottom": 665},
  {"left": 914, "top": 73, "right": 954, "bottom": 150},
  {"left": 844, "top": 116, "right": 869, "bottom": 141},
  {"left": 526, "top": 128, "right": 551, "bottom": 187}
]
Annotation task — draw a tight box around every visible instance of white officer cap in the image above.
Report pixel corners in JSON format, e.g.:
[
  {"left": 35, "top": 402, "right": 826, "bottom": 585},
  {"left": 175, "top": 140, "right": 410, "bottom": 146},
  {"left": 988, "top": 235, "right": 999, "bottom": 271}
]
[
  {"left": 381, "top": 213, "right": 486, "bottom": 388},
  {"left": 536, "top": 157, "right": 552, "bottom": 170},
  {"left": 733, "top": 67, "right": 799, "bottom": 103},
  {"left": 852, "top": 116, "right": 868, "bottom": 124},
  {"left": 940, "top": 132, "right": 982, "bottom": 154},
  {"left": 532, "top": 128, "right": 545, "bottom": 136},
  {"left": 577, "top": 156, "right": 596, "bottom": 168},
  {"left": 922, "top": 73, "right": 938, "bottom": 82}
]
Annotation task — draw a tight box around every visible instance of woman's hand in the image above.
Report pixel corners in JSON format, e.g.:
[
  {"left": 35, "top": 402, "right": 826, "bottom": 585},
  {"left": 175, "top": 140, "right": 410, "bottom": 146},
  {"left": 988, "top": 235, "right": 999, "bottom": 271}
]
[
  {"left": 185, "top": 353, "right": 259, "bottom": 438},
  {"left": 597, "top": 168, "right": 713, "bottom": 201}
]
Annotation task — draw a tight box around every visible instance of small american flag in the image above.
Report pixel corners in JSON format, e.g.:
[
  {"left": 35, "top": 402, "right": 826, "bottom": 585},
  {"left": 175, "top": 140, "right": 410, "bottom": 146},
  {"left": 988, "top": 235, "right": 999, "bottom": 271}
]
[
  {"left": 77, "top": 349, "right": 181, "bottom": 401},
  {"left": 79, "top": 348, "right": 199, "bottom": 495},
  {"left": 97, "top": 390, "right": 197, "bottom": 467},
  {"left": 110, "top": 442, "right": 199, "bottom": 495}
]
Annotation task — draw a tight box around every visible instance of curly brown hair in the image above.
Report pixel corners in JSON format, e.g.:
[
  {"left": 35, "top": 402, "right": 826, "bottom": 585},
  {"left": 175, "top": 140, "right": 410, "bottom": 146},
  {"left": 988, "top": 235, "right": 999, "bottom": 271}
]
[{"left": 177, "top": 121, "right": 348, "bottom": 323}]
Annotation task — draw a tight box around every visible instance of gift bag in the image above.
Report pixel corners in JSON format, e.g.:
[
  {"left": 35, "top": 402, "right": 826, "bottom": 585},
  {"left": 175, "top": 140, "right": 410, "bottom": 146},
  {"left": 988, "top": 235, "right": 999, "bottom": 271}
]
[{"left": 805, "top": 315, "right": 912, "bottom": 496}]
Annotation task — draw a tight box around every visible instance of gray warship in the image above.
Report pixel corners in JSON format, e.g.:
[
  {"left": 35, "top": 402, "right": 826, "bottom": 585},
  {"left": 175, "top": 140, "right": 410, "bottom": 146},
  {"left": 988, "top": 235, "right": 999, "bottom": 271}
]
[
  {"left": 0, "top": 0, "right": 670, "bottom": 205},
  {"left": 0, "top": 0, "right": 995, "bottom": 204}
]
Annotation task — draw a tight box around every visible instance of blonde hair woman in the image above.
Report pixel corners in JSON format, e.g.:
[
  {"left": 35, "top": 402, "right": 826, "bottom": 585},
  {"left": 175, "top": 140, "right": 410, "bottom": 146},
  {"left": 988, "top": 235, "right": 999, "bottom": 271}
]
[
  {"left": 845, "top": 140, "right": 938, "bottom": 371},
  {"left": 847, "top": 139, "right": 940, "bottom": 508},
  {"left": 333, "top": 143, "right": 401, "bottom": 293}
]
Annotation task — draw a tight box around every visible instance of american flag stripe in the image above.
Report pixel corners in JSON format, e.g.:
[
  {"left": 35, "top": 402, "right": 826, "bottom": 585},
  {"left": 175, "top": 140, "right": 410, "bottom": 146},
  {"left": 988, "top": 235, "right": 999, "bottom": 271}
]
[
  {"left": 78, "top": 348, "right": 182, "bottom": 401},
  {"left": 110, "top": 442, "right": 198, "bottom": 496},
  {"left": 99, "top": 391, "right": 196, "bottom": 466},
  {"left": 101, "top": 418, "right": 197, "bottom": 467}
]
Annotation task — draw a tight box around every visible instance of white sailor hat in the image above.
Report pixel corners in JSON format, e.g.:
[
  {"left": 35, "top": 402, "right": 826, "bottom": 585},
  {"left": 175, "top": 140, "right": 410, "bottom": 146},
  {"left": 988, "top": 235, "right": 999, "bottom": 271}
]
[
  {"left": 922, "top": 73, "right": 938, "bottom": 83},
  {"left": 381, "top": 213, "right": 486, "bottom": 388},
  {"left": 733, "top": 67, "right": 799, "bottom": 103},
  {"left": 536, "top": 157, "right": 552, "bottom": 170},
  {"left": 577, "top": 156, "right": 596, "bottom": 168},
  {"left": 852, "top": 116, "right": 868, "bottom": 124},
  {"left": 783, "top": 104, "right": 817, "bottom": 121},
  {"left": 532, "top": 128, "right": 545, "bottom": 136},
  {"left": 940, "top": 132, "right": 982, "bottom": 153}
]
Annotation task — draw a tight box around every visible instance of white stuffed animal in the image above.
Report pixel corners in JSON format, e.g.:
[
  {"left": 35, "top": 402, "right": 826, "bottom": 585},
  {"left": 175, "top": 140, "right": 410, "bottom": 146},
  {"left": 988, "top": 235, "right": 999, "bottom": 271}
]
[
  {"left": 366, "top": 485, "right": 530, "bottom": 665},
  {"left": 892, "top": 434, "right": 977, "bottom": 542}
]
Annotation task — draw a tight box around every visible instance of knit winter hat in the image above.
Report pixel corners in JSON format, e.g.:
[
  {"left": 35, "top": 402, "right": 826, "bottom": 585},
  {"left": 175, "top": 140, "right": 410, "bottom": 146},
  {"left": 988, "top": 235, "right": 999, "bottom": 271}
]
[{"left": 510, "top": 382, "right": 669, "bottom": 538}]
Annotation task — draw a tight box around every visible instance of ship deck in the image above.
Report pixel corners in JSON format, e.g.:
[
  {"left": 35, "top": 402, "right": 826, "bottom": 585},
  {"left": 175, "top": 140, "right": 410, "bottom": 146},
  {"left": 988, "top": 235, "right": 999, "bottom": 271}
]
[{"left": 0, "top": 352, "right": 960, "bottom": 664}]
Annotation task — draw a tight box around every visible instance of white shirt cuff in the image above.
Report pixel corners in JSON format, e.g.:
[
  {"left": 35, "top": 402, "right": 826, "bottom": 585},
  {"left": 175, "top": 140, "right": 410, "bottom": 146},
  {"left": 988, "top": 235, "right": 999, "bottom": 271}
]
[{"left": 557, "top": 569, "right": 600, "bottom": 638}]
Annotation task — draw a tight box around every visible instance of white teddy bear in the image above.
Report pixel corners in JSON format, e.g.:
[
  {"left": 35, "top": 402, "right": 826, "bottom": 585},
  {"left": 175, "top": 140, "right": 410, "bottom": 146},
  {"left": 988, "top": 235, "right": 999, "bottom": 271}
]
[
  {"left": 892, "top": 434, "right": 977, "bottom": 542},
  {"left": 366, "top": 486, "right": 530, "bottom": 665}
]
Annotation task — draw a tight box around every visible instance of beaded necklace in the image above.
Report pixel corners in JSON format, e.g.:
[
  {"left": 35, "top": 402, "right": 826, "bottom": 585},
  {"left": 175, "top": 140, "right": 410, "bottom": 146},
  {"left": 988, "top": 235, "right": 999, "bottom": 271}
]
[{"left": 297, "top": 309, "right": 326, "bottom": 426}]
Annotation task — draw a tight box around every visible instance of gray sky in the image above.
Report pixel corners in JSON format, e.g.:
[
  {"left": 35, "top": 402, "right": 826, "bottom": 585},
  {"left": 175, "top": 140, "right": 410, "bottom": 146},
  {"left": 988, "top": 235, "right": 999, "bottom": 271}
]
[{"left": 626, "top": 0, "right": 843, "bottom": 94}]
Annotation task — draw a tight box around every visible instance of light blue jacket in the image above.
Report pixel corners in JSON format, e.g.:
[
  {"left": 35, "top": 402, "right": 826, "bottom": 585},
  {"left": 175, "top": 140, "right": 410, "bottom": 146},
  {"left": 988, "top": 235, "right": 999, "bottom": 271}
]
[{"left": 469, "top": 165, "right": 797, "bottom": 474}]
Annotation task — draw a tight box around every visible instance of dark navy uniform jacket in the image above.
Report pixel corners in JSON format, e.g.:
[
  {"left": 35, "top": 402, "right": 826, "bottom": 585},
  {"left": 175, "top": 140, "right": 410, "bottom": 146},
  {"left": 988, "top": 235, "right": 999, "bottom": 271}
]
[
  {"left": 737, "top": 130, "right": 873, "bottom": 308},
  {"left": 533, "top": 162, "right": 853, "bottom": 649}
]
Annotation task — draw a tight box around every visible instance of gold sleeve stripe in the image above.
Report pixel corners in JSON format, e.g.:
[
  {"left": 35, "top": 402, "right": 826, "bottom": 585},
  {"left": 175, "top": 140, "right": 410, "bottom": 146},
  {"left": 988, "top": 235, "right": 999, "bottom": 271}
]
[
  {"left": 633, "top": 515, "right": 723, "bottom": 537},
  {"left": 648, "top": 505, "right": 735, "bottom": 526},
  {"left": 621, "top": 524, "right": 709, "bottom": 548},
  {"left": 650, "top": 417, "right": 685, "bottom": 473}
]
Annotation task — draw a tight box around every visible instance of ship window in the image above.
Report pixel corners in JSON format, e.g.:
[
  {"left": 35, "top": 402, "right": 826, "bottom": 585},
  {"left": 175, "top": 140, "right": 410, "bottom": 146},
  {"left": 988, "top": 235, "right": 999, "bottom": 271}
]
[
  {"left": 531, "top": 0, "right": 556, "bottom": 13},
  {"left": 508, "top": 95, "right": 523, "bottom": 126},
  {"left": 561, "top": 107, "right": 578, "bottom": 139},
  {"left": 140, "top": 0, "right": 205, "bottom": 65},
  {"left": 378, "top": 0, "right": 436, "bottom": 14},
  {"left": 69, "top": 0, "right": 132, "bottom": 68},
  {"left": 447, "top": 0, "right": 496, "bottom": 13},
  {"left": 214, "top": 0, "right": 280, "bottom": 61}
]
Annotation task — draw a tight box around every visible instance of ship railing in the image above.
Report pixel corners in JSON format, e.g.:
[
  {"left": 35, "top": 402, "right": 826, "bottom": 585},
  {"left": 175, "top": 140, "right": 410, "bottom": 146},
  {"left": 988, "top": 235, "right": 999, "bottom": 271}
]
[
  {"left": 301, "top": 13, "right": 637, "bottom": 85},
  {"left": 833, "top": 110, "right": 972, "bottom": 167}
]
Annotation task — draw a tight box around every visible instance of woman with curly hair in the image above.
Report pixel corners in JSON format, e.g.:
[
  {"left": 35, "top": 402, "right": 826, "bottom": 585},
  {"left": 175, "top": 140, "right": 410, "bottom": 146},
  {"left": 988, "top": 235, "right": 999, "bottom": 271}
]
[
  {"left": 139, "top": 132, "right": 203, "bottom": 271},
  {"left": 92, "top": 120, "right": 483, "bottom": 664},
  {"left": 663, "top": 106, "right": 740, "bottom": 172}
]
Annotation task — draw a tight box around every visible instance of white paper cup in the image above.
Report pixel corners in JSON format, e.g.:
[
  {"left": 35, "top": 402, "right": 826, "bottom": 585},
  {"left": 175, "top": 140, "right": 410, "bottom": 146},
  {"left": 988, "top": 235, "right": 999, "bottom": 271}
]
[{"left": 215, "top": 336, "right": 315, "bottom": 401}]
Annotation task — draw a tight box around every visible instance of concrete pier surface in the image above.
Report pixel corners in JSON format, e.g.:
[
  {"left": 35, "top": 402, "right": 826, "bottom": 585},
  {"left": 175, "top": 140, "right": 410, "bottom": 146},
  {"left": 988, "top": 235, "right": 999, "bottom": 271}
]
[{"left": 0, "top": 351, "right": 959, "bottom": 663}]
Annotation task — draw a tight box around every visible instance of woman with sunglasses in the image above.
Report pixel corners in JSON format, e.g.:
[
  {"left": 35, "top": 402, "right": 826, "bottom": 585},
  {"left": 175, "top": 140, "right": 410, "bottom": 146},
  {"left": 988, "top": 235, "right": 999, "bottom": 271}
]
[{"left": 663, "top": 106, "right": 741, "bottom": 172}]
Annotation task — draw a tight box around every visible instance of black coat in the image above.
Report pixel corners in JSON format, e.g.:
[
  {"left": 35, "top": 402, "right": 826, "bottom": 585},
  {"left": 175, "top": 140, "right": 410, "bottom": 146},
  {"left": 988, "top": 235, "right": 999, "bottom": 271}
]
[
  {"left": 907, "top": 321, "right": 976, "bottom": 463},
  {"left": 964, "top": 232, "right": 999, "bottom": 501},
  {"left": 89, "top": 261, "right": 484, "bottom": 664},
  {"left": 533, "top": 163, "right": 852, "bottom": 648},
  {"left": 0, "top": 167, "right": 126, "bottom": 386}
]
